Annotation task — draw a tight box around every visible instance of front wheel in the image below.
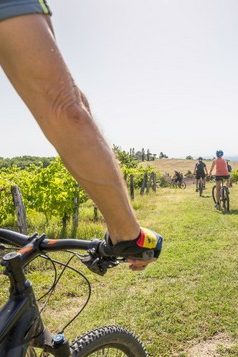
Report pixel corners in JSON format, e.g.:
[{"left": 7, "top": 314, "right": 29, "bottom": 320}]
[
  {"left": 70, "top": 325, "right": 148, "bottom": 357},
  {"left": 198, "top": 180, "right": 203, "bottom": 196},
  {"left": 212, "top": 185, "right": 217, "bottom": 204},
  {"left": 221, "top": 187, "right": 230, "bottom": 212}
]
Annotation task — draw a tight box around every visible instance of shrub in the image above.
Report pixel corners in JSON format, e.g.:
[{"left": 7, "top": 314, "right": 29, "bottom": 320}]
[
  {"left": 184, "top": 170, "right": 193, "bottom": 178},
  {"left": 231, "top": 169, "right": 238, "bottom": 183}
]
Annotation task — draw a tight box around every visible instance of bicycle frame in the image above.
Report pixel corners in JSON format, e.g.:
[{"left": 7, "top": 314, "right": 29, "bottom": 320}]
[{"left": 0, "top": 229, "right": 99, "bottom": 357}]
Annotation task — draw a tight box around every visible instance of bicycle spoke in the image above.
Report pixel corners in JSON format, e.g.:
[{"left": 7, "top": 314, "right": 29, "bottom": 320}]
[{"left": 86, "top": 348, "right": 129, "bottom": 356}]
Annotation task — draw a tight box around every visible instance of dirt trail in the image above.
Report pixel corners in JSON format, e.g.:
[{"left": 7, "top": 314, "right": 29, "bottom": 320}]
[{"left": 187, "top": 333, "right": 235, "bottom": 357}]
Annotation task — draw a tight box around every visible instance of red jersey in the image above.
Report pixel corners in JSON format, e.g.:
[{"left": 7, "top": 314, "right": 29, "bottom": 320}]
[{"left": 214, "top": 158, "right": 229, "bottom": 176}]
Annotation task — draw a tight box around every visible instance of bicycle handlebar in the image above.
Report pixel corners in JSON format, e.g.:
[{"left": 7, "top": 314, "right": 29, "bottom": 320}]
[
  {"left": 0, "top": 229, "right": 97, "bottom": 251},
  {"left": 0, "top": 228, "right": 118, "bottom": 276}
]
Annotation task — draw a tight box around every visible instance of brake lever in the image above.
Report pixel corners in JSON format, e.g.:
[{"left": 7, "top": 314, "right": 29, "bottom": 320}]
[{"left": 82, "top": 253, "right": 119, "bottom": 276}]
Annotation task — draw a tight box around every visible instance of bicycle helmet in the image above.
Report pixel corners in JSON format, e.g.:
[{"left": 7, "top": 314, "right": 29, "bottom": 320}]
[
  {"left": 216, "top": 150, "right": 223, "bottom": 158},
  {"left": 198, "top": 157, "right": 203, "bottom": 161}
]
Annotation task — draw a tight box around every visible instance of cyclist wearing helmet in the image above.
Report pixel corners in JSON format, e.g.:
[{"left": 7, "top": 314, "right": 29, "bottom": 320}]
[
  {"left": 173, "top": 170, "right": 183, "bottom": 186},
  {"left": 193, "top": 157, "right": 208, "bottom": 192},
  {"left": 209, "top": 150, "right": 229, "bottom": 209}
]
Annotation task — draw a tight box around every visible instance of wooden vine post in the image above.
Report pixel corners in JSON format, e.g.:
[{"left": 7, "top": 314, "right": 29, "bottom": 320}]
[
  {"left": 11, "top": 185, "right": 28, "bottom": 234},
  {"left": 150, "top": 172, "right": 157, "bottom": 192},
  {"left": 93, "top": 205, "right": 98, "bottom": 221},
  {"left": 140, "top": 172, "right": 148, "bottom": 195},
  {"left": 61, "top": 213, "right": 70, "bottom": 238},
  {"left": 129, "top": 174, "right": 134, "bottom": 200},
  {"left": 140, "top": 172, "right": 156, "bottom": 195},
  {"left": 146, "top": 175, "right": 150, "bottom": 194},
  {"left": 71, "top": 189, "right": 79, "bottom": 238}
]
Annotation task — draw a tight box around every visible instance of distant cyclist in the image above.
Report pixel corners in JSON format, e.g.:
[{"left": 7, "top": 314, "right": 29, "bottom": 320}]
[
  {"left": 193, "top": 157, "right": 208, "bottom": 192},
  {"left": 209, "top": 150, "right": 230, "bottom": 209},
  {"left": 173, "top": 170, "right": 183, "bottom": 186}
]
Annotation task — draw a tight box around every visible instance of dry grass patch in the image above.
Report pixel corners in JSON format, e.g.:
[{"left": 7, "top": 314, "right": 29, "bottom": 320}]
[
  {"left": 144, "top": 159, "right": 238, "bottom": 176},
  {"left": 187, "top": 333, "right": 236, "bottom": 357}
]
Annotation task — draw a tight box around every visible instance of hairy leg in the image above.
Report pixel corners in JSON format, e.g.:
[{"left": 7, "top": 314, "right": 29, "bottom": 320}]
[
  {"left": 216, "top": 181, "right": 221, "bottom": 204},
  {"left": 0, "top": 14, "right": 140, "bottom": 244}
]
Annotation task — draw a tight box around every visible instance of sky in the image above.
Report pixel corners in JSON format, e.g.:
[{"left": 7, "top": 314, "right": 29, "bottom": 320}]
[{"left": 0, "top": 0, "right": 238, "bottom": 159}]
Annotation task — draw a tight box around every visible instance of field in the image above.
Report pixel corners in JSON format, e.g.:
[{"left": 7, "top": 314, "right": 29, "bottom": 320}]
[
  {"left": 146, "top": 158, "right": 238, "bottom": 176},
  {"left": 0, "top": 164, "right": 238, "bottom": 356}
]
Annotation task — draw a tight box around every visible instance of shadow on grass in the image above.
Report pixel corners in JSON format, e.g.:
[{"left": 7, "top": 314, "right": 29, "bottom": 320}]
[
  {"left": 228, "top": 209, "right": 238, "bottom": 215},
  {"left": 214, "top": 209, "right": 238, "bottom": 215}
]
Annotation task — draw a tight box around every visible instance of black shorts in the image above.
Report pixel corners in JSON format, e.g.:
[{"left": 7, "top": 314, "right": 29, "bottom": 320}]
[
  {"left": 196, "top": 173, "right": 205, "bottom": 179},
  {"left": 0, "top": 0, "right": 51, "bottom": 22},
  {"left": 215, "top": 175, "right": 230, "bottom": 181}
]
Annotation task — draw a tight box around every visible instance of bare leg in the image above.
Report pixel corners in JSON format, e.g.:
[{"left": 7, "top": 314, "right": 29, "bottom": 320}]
[
  {"left": 216, "top": 181, "right": 221, "bottom": 204},
  {"left": 0, "top": 15, "right": 140, "bottom": 244}
]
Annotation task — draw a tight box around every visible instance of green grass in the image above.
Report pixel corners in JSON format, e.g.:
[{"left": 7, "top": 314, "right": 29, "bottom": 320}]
[{"left": 0, "top": 183, "right": 238, "bottom": 356}]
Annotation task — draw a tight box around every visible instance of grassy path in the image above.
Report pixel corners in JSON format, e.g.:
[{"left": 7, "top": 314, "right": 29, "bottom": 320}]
[{"left": 0, "top": 182, "right": 238, "bottom": 356}]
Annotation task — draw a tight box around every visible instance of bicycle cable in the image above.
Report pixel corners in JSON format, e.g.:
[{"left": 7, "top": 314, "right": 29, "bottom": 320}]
[
  {"left": 0, "top": 244, "right": 92, "bottom": 334},
  {"left": 37, "top": 251, "right": 92, "bottom": 333}
]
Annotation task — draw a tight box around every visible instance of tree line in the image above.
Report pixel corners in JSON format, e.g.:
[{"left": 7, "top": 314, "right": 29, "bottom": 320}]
[{"left": 0, "top": 156, "right": 54, "bottom": 169}]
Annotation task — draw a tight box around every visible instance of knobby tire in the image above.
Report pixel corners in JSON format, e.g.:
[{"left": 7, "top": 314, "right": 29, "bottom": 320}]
[
  {"left": 70, "top": 325, "right": 148, "bottom": 357},
  {"left": 198, "top": 180, "right": 203, "bottom": 196},
  {"left": 212, "top": 185, "right": 230, "bottom": 212},
  {"left": 212, "top": 185, "right": 216, "bottom": 204},
  {"left": 221, "top": 187, "right": 230, "bottom": 212}
]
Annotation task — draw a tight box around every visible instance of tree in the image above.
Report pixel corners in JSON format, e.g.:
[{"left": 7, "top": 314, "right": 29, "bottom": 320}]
[
  {"left": 186, "top": 155, "right": 193, "bottom": 160},
  {"left": 159, "top": 152, "right": 168, "bottom": 159},
  {"left": 0, "top": 156, "right": 54, "bottom": 169},
  {"left": 112, "top": 145, "right": 138, "bottom": 168}
]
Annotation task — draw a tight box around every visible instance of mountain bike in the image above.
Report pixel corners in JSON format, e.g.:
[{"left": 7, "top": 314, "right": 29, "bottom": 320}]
[
  {"left": 212, "top": 180, "right": 230, "bottom": 212},
  {"left": 0, "top": 228, "right": 148, "bottom": 356},
  {"left": 170, "top": 179, "right": 186, "bottom": 189}
]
